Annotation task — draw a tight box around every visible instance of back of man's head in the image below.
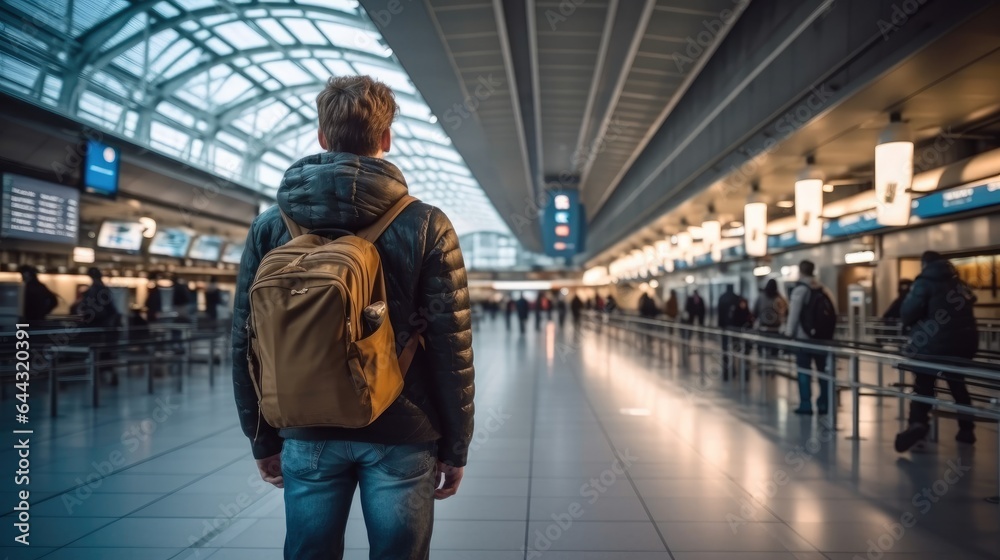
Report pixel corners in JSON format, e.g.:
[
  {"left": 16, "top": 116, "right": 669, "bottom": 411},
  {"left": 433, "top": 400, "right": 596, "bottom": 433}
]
[
  {"left": 799, "top": 260, "right": 816, "bottom": 277},
  {"left": 316, "top": 75, "right": 398, "bottom": 156}
]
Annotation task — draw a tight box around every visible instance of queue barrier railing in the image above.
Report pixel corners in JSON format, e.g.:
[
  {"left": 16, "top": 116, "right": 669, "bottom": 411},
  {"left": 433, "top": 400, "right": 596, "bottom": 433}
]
[{"left": 583, "top": 310, "right": 1000, "bottom": 501}]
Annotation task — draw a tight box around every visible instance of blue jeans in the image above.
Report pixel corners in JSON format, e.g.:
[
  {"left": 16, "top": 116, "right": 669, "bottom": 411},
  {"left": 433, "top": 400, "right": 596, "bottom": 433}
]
[
  {"left": 796, "top": 350, "right": 830, "bottom": 411},
  {"left": 282, "top": 439, "right": 438, "bottom": 560}
]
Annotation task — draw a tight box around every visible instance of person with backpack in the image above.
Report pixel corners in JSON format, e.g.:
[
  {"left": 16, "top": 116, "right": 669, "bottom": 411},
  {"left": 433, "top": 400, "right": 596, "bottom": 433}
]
[
  {"left": 19, "top": 265, "right": 58, "bottom": 321},
  {"left": 754, "top": 278, "right": 788, "bottom": 368},
  {"left": 894, "top": 251, "right": 979, "bottom": 452},
  {"left": 74, "top": 268, "right": 122, "bottom": 385},
  {"left": 784, "top": 260, "right": 838, "bottom": 415},
  {"left": 231, "top": 75, "right": 474, "bottom": 560}
]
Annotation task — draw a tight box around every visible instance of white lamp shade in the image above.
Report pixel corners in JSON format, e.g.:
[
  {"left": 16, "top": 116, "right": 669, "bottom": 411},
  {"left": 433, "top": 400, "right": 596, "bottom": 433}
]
[
  {"left": 744, "top": 202, "right": 768, "bottom": 257},
  {"left": 874, "top": 140, "right": 914, "bottom": 226},
  {"left": 702, "top": 220, "right": 721, "bottom": 260},
  {"left": 795, "top": 178, "right": 824, "bottom": 243},
  {"left": 676, "top": 231, "right": 692, "bottom": 250}
]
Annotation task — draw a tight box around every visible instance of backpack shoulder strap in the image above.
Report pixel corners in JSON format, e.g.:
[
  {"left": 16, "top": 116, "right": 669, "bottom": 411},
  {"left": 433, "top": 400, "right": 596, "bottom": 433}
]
[
  {"left": 279, "top": 209, "right": 307, "bottom": 239},
  {"left": 357, "top": 195, "right": 418, "bottom": 244}
]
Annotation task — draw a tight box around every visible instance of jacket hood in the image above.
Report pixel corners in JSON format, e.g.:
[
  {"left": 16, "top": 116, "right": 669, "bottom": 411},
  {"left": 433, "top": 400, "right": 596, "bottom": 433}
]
[
  {"left": 918, "top": 259, "right": 958, "bottom": 282},
  {"left": 276, "top": 152, "right": 408, "bottom": 231}
]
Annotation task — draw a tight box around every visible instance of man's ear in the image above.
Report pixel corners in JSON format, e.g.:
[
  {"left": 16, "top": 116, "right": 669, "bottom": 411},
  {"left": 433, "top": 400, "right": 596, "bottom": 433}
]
[
  {"left": 317, "top": 129, "right": 329, "bottom": 151},
  {"left": 381, "top": 128, "right": 391, "bottom": 154}
]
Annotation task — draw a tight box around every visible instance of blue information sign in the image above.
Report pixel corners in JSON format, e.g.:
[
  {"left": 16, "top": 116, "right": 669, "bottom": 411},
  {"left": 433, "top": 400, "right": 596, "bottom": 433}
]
[
  {"left": 84, "top": 140, "right": 120, "bottom": 198},
  {"left": 541, "top": 190, "right": 585, "bottom": 257}
]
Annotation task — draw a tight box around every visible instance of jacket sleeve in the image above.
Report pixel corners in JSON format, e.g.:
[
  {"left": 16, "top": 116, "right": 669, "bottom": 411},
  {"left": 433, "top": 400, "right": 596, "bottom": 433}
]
[
  {"left": 784, "top": 285, "right": 805, "bottom": 338},
  {"left": 231, "top": 218, "right": 284, "bottom": 459},
  {"left": 418, "top": 208, "right": 475, "bottom": 467},
  {"left": 899, "top": 278, "right": 929, "bottom": 328}
]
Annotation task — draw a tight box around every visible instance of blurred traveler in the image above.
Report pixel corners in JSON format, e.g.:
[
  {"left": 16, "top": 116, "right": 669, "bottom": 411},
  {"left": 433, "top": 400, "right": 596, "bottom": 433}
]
[
  {"left": 19, "top": 265, "right": 58, "bottom": 321},
  {"left": 717, "top": 285, "right": 742, "bottom": 378},
  {"left": 204, "top": 276, "right": 222, "bottom": 321},
  {"left": 556, "top": 296, "right": 567, "bottom": 328},
  {"left": 173, "top": 276, "right": 194, "bottom": 320},
  {"left": 881, "top": 278, "right": 913, "bottom": 322},
  {"left": 570, "top": 294, "right": 584, "bottom": 329},
  {"left": 534, "top": 294, "right": 546, "bottom": 331},
  {"left": 639, "top": 291, "right": 659, "bottom": 319},
  {"left": 145, "top": 273, "right": 164, "bottom": 322},
  {"left": 504, "top": 297, "right": 514, "bottom": 331},
  {"left": 895, "top": 251, "right": 978, "bottom": 452},
  {"left": 605, "top": 294, "right": 618, "bottom": 314},
  {"left": 754, "top": 279, "right": 788, "bottom": 366},
  {"left": 784, "top": 260, "right": 838, "bottom": 415},
  {"left": 231, "top": 75, "right": 474, "bottom": 560},
  {"left": 516, "top": 293, "right": 530, "bottom": 334},
  {"left": 74, "top": 268, "right": 122, "bottom": 385},
  {"left": 685, "top": 290, "right": 706, "bottom": 326},
  {"left": 664, "top": 290, "right": 679, "bottom": 321}
]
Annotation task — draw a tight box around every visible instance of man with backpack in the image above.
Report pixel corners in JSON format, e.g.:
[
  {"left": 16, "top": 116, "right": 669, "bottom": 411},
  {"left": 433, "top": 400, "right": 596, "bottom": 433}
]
[
  {"left": 231, "top": 75, "right": 474, "bottom": 560},
  {"left": 784, "top": 260, "right": 837, "bottom": 415},
  {"left": 717, "top": 285, "right": 742, "bottom": 379}
]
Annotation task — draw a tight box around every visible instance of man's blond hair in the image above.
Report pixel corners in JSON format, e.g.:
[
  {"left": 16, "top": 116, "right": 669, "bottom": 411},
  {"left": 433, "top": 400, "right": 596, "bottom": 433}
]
[{"left": 316, "top": 75, "right": 398, "bottom": 155}]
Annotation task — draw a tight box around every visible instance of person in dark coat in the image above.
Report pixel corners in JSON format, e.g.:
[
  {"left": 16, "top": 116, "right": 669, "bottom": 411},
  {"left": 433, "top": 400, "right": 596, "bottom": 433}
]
[
  {"left": 716, "top": 285, "right": 742, "bottom": 378},
  {"left": 19, "top": 265, "right": 58, "bottom": 321},
  {"left": 570, "top": 295, "right": 584, "bottom": 329},
  {"left": 504, "top": 297, "right": 514, "bottom": 331},
  {"left": 894, "top": 251, "right": 979, "bottom": 452},
  {"left": 74, "top": 268, "right": 121, "bottom": 384},
  {"left": 231, "top": 76, "right": 474, "bottom": 559},
  {"left": 685, "top": 290, "right": 706, "bottom": 326},
  {"left": 664, "top": 290, "right": 679, "bottom": 321},
  {"left": 882, "top": 279, "right": 913, "bottom": 322},
  {"left": 204, "top": 276, "right": 222, "bottom": 320},
  {"left": 556, "top": 296, "right": 567, "bottom": 327},
  {"left": 515, "top": 293, "right": 530, "bottom": 334}
]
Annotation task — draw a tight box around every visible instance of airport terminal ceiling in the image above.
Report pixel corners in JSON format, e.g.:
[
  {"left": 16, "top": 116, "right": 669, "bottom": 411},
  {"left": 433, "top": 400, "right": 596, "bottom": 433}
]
[{"left": 0, "top": 0, "right": 511, "bottom": 239}]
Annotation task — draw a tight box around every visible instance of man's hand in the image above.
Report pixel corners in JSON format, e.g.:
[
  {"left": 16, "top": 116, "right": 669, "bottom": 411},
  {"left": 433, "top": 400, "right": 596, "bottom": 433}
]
[
  {"left": 256, "top": 453, "right": 283, "bottom": 488},
  {"left": 434, "top": 461, "right": 464, "bottom": 500}
]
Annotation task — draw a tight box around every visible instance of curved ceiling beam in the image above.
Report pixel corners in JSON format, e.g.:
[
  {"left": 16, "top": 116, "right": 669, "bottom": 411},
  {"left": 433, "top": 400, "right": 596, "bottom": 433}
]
[{"left": 84, "top": 3, "right": 368, "bottom": 70}]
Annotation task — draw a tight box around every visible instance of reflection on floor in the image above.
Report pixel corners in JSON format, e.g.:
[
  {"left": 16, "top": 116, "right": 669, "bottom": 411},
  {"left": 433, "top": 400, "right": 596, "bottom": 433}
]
[{"left": 2, "top": 319, "right": 998, "bottom": 559}]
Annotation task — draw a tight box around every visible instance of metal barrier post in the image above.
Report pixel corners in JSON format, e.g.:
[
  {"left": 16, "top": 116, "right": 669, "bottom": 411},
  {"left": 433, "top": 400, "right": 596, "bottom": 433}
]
[
  {"left": 49, "top": 353, "right": 58, "bottom": 417},
  {"left": 89, "top": 350, "right": 99, "bottom": 408},
  {"left": 827, "top": 351, "right": 837, "bottom": 431},
  {"left": 877, "top": 362, "right": 884, "bottom": 403},
  {"left": 849, "top": 355, "right": 862, "bottom": 440},
  {"left": 208, "top": 335, "right": 216, "bottom": 387}
]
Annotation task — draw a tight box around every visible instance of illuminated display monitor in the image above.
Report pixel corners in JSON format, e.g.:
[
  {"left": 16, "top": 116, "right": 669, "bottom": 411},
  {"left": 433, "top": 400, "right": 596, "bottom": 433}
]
[
  {"left": 1, "top": 173, "right": 79, "bottom": 245},
  {"left": 96, "top": 220, "right": 144, "bottom": 253},
  {"left": 189, "top": 235, "right": 224, "bottom": 261},
  {"left": 221, "top": 242, "right": 245, "bottom": 264},
  {"left": 541, "top": 190, "right": 585, "bottom": 257},
  {"left": 148, "top": 228, "right": 193, "bottom": 258},
  {"left": 84, "top": 140, "right": 120, "bottom": 199}
]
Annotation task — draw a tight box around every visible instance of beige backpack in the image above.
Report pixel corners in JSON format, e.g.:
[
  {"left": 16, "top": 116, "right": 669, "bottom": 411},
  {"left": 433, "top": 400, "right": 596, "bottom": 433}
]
[{"left": 247, "top": 195, "right": 421, "bottom": 431}]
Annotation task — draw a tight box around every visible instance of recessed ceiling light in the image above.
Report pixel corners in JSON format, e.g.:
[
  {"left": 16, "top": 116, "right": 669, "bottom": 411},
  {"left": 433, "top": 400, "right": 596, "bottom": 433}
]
[
  {"left": 729, "top": 221, "right": 743, "bottom": 228},
  {"left": 823, "top": 184, "right": 834, "bottom": 192},
  {"left": 777, "top": 200, "right": 794, "bottom": 208}
]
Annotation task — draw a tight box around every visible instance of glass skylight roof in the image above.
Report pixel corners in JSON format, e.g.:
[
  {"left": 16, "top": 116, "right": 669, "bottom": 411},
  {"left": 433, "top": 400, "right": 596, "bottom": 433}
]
[{"left": 0, "top": 0, "right": 509, "bottom": 237}]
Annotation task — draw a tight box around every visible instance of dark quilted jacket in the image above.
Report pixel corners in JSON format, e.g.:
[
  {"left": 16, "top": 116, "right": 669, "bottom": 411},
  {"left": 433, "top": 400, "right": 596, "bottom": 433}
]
[
  {"left": 900, "top": 259, "right": 978, "bottom": 359},
  {"left": 231, "top": 152, "right": 475, "bottom": 467}
]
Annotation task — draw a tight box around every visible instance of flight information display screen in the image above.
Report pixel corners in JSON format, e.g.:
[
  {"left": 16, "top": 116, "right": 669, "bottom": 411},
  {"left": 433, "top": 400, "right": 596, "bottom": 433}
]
[
  {"left": 188, "top": 235, "right": 223, "bottom": 261},
  {"left": 221, "top": 242, "right": 245, "bottom": 264},
  {"left": 148, "top": 228, "right": 193, "bottom": 258},
  {"left": 1, "top": 173, "right": 79, "bottom": 245},
  {"left": 96, "top": 220, "right": 144, "bottom": 252}
]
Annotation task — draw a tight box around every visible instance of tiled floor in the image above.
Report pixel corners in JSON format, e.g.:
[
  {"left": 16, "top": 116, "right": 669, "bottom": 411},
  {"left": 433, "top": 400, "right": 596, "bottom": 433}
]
[{"left": 1, "top": 319, "right": 998, "bottom": 559}]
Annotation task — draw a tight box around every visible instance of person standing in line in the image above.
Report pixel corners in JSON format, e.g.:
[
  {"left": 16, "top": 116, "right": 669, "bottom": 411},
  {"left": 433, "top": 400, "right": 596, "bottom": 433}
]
[
  {"left": 716, "top": 285, "right": 742, "bottom": 379},
  {"left": 894, "top": 251, "right": 978, "bottom": 451},
  {"left": 19, "top": 265, "right": 58, "bottom": 321},
  {"left": 664, "top": 290, "right": 679, "bottom": 322},
  {"left": 231, "top": 75, "right": 474, "bottom": 560},
  {"left": 686, "top": 290, "right": 706, "bottom": 326},
  {"left": 570, "top": 294, "right": 584, "bottom": 329},
  {"left": 516, "top": 293, "right": 530, "bottom": 335},
  {"left": 753, "top": 278, "right": 788, "bottom": 369},
  {"left": 882, "top": 278, "right": 913, "bottom": 322},
  {"left": 784, "top": 260, "right": 838, "bottom": 415}
]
